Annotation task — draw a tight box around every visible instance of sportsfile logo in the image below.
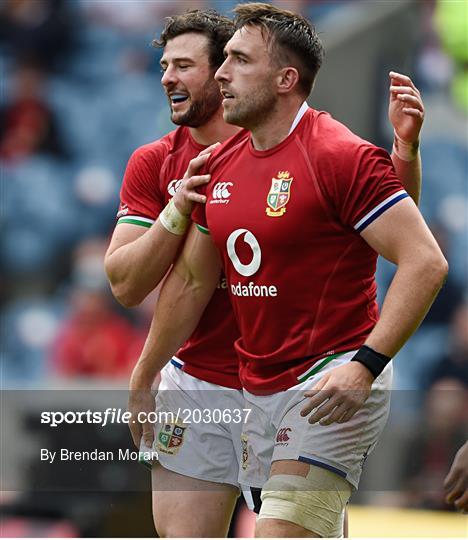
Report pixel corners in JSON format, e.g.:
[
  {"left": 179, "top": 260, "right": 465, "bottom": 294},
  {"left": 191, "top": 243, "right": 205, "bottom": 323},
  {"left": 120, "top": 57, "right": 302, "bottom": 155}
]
[{"left": 210, "top": 182, "right": 233, "bottom": 204}]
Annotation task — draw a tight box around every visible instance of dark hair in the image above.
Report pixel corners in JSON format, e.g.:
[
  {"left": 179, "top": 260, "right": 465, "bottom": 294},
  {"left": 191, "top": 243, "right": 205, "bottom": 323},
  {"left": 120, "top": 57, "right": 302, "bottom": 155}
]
[
  {"left": 233, "top": 2, "right": 324, "bottom": 96},
  {"left": 153, "top": 9, "right": 235, "bottom": 69}
]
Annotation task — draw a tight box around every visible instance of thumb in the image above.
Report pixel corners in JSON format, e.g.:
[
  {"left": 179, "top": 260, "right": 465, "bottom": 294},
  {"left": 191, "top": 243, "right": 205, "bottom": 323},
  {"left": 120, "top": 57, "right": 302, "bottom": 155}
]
[
  {"left": 185, "top": 153, "right": 211, "bottom": 178},
  {"left": 142, "top": 420, "right": 154, "bottom": 449}
]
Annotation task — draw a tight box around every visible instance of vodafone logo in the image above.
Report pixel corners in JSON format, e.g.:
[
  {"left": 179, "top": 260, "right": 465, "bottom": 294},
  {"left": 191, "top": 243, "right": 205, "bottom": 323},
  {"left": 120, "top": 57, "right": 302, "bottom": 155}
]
[
  {"left": 227, "top": 229, "right": 261, "bottom": 277},
  {"left": 167, "top": 179, "right": 182, "bottom": 197},
  {"left": 210, "top": 182, "right": 233, "bottom": 204}
]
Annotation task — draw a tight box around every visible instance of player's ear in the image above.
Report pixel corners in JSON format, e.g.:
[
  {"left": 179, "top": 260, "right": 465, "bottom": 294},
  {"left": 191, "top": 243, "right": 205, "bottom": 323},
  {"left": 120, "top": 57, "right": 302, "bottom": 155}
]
[{"left": 276, "top": 67, "right": 300, "bottom": 94}]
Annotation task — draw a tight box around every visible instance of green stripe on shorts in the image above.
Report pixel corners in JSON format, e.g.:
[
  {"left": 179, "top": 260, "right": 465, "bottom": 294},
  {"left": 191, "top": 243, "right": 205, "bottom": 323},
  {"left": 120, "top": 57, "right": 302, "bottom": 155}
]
[{"left": 297, "top": 352, "right": 347, "bottom": 383}]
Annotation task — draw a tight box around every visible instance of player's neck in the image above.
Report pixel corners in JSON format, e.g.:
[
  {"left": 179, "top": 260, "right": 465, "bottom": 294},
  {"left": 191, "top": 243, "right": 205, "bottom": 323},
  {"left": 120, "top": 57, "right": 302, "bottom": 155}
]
[
  {"left": 250, "top": 98, "right": 305, "bottom": 151},
  {"left": 189, "top": 107, "right": 240, "bottom": 146}
]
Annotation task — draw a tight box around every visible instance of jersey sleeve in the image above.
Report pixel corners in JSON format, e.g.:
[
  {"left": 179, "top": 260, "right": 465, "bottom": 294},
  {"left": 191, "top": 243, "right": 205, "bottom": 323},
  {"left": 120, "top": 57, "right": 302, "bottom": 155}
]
[
  {"left": 327, "top": 143, "right": 409, "bottom": 233},
  {"left": 116, "top": 144, "right": 166, "bottom": 228}
]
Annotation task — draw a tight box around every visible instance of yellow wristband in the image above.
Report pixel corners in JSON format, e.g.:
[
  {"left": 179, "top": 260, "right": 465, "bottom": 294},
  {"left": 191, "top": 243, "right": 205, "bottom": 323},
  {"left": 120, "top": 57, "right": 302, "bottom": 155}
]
[{"left": 159, "top": 199, "right": 190, "bottom": 235}]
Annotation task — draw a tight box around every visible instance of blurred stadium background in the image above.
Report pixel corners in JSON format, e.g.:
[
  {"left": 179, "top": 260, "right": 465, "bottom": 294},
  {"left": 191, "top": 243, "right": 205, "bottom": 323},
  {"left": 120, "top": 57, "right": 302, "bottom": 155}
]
[{"left": 0, "top": 0, "right": 466, "bottom": 537}]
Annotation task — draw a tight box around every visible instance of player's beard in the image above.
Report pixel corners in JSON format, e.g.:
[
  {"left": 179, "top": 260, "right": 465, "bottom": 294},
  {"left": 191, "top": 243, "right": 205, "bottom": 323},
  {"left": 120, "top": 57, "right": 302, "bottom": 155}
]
[
  {"left": 171, "top": 77, "right": 222, "bottom": 128},
  {"left": 223, "top": 78, "right": 277, "bottom": 130}
]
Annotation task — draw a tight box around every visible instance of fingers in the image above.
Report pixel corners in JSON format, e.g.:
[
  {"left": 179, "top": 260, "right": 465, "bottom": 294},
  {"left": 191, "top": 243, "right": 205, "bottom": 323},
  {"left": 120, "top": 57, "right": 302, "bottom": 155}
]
[
  {"left": 172, "top": 174, "right": 210, "bottom": 213},
  {"left": 305, "top": 394, "right": 340, "bottom": 424},
  {"left": 184, "top": 142, "right": 220, "bottom": 178},
  {"left": 336, "top": 405, "right": 360, "bottom": 424},
  {"left": 390, "top": 85, "right": 421, "bottom": 99},
  {"left": 185, "top": 144, "right": 219, "bottom": 178},
  {"left": 445, "top": 476, "right": 465, "bottom": 504},
  {"left": 401, "top": 108, "right": 424, "bottom": 119},
  {"left": 178, "top": 174, "right": 209, "bottom": 203},
  {"left": 444, "top": 465, "right": 457, "bottom": 490},
  {"left": 300, "top": 392, "right": 331, "bottom": 418},
  {"left": 184, "top": 174, "right": 211, "bottom": 189},
  {"left": 197, "top": 142, "right": 221, "bottom": 157},
  {"left": 302, "top": 392, "right": 364, "bottom": 425},
  {"left": 320, "top": 402, "right": 350, "bottom": 426},
  {"left": 390, "top": 80, "right": 424, "bottom": 123},
  {"left": 395, "top": 94, "right": 423, "bottom": 109},
  {"left": 454, "top": 490, "right": 468, "bottom": 512},
  {"left": 129, "top": 417, "right": 142, "bottom": 449},
  {"left": 389, "top": 71, "right": 418, "bottom": 92},
  {"left": 184, "top": 153, "right": 210, "bottom": 178},
  {"left": 300, "top": 376, "right": 329, "bottom": 416}
]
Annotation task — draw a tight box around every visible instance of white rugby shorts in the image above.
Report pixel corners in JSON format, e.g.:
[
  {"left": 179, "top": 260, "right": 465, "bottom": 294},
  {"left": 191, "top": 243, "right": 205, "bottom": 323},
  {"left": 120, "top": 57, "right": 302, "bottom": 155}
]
[
  {"left": 151, "top": 361, "right": 246, "bottom": 487},
  {"left": 239, "top": 351, "right": 392, "bottom": 492}
]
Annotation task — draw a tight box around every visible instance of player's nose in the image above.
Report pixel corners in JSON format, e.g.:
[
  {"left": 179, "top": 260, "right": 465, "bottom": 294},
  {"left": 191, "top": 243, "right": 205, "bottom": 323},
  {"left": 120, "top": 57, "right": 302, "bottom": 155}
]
[
  {"left": 215, "top": 59, "right": 230, "bottom": 84},
  {"left": 161, "top": 65, "right": 178, "bottom": 87}
]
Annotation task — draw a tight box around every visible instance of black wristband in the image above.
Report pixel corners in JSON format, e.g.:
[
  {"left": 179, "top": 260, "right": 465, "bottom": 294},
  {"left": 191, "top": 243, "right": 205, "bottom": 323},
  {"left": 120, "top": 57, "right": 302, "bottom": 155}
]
[{"left": 351, "top": 345, "right": 391, "bottom": 379}]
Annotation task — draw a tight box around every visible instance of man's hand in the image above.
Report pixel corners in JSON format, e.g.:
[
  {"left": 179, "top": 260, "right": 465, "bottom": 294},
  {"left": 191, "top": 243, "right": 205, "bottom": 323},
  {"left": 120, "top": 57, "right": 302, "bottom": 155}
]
[
  {"left": 389, "top": 71, "right": 424, "bottom": 144},
  {"left": 172, "top": 142, "right": 220, "bottom": 216},
  {"left": 444, "top": 441, "right": 468, "bottom": 513},
  {"left": 300, "top": 362, "right": 374, "bottom": 425},
  {"left": 128, "top": 368, "right": 156, "bottom": 450}
]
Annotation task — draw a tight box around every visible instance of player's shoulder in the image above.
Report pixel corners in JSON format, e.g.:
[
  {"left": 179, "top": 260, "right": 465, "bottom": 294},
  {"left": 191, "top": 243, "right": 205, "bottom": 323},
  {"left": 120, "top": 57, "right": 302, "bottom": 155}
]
[
  {"left": 299, "top": 108, "right": 391, "bottom": 172},
  {"left": 128, "top": 126, "right": 187, "bottom": 166},
  {"left": 207, "top": 128, "right": 250, "bottom": 171}
]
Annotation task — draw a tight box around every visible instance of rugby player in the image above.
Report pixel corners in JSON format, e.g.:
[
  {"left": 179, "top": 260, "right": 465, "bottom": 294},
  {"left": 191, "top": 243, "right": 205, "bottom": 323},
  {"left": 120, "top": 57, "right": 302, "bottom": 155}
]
[
  {"left": 105, "top": 12, "right": 245, "bottom": 537},
  {"left": 127, "top": 3, "right": 446, "bottom": 538},
  {"left": 106, "top": 7, "right": 425, "bottom": 538}
]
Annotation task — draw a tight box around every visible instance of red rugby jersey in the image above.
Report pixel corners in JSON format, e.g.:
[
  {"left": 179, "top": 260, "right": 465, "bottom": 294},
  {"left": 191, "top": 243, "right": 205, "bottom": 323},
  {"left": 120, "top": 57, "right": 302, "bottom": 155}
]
[
  {"left": 117, "top": 125, "right": 248, "bottom": 389},
  {"left": 194, "top": 107, "right": 408, "bottom": 394}
]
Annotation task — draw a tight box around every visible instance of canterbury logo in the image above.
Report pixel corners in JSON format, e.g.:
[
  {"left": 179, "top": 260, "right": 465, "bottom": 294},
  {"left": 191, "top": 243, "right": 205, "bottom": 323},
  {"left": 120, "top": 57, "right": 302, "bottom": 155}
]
[
  {"left": 212, "top": 182, "right": 233, "bottom": 200},
  {"left": 276, "top": 428, "right": 291, "bottom": 443},
  {"left": 227, "top": 229, "right": 261, "bottom": 277},
  {"left": 168, "top": 179, "right": 182, "bottom": 197}
]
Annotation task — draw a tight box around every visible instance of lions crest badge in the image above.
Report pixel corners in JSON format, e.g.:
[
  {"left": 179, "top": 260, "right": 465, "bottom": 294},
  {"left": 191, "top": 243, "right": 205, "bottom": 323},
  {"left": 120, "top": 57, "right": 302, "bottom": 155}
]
[
  {"left": 157, "top": 422, "right": 186, "bottom": 455},
  {"left": 266, "top": 171, "right": 293, "bottom": 217}
]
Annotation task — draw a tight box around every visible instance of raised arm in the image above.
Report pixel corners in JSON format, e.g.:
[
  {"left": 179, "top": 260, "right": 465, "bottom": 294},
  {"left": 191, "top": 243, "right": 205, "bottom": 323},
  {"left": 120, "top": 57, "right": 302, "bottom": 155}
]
[
  {"left": 128, "top": 225, "right": 221, "bottom": 447},
  {"left": 104, "top": 147, "right": 215, "bottom": 307},
  {"left": 388, "top": 71, "right": 424, "bottom": 204}
]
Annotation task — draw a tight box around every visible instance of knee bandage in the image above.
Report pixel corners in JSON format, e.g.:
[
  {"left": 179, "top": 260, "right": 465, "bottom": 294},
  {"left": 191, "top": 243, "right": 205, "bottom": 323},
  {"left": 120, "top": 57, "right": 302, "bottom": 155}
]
[{"left": 259, "top": 465, "right": 351, "bottom": 537}]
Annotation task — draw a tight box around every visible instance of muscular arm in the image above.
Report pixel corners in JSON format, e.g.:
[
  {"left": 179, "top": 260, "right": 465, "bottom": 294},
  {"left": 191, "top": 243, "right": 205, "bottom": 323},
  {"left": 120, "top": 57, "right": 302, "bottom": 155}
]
[
  {"left": 104, "top": 148, "right": 214, "bottom": 307},
  {"left": 302, "top": 199, "right": 447, "bottom": 425},
  {"left": 130, "top": 225, "right": 221, "bottom": 389},
  {"left": 361, "top": 197, "right": 447, "bottom": 356},
  {"left": 104, "top": 221, "right": 184, "bottom": 307},
  {"left": 127, "top": 225, "right": 220, "bottom": 447},
  {"left": 388, "top": 71, "right": 424, "bottom": 204}
]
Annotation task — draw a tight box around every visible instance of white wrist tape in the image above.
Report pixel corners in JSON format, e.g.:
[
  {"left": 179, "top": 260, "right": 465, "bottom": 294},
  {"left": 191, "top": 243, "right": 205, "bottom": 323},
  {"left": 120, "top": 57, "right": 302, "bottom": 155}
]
[
  {"left": 159, "top": 198, "right": 190, "bottom": 235},
  {"left": 392, "top": 131, "right": 419, "bottom": 162}
]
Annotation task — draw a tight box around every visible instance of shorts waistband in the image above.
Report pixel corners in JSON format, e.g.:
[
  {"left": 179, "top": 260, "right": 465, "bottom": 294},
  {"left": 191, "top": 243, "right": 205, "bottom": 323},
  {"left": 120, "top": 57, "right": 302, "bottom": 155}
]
[
  {"left": 170, "top": 357, "right": 184, "bottom": 369},
  {"left": 297, "top": 350, "right": 356, "bottom": 383}
]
